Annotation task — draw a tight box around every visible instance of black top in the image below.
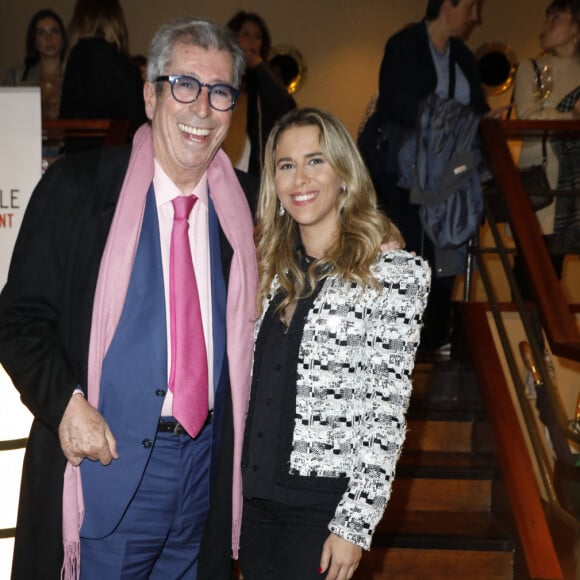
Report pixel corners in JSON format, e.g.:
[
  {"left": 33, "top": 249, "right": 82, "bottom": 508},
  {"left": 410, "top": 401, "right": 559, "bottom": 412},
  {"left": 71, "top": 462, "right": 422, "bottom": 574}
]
[
  {"left": 245, "top": 62, "right": 296, "bottom": 177},
  {"left": 377, "top": 20, "right": 489, "bottom": 130},
  {"left": 372, "top": 21, "right": 488, "bottom": 176},
  {"left": 60, "top": 37, "right": 146, "bottom": 152},
  {"left": 243, "top": 258, "right": 347, "bottom": 505}
]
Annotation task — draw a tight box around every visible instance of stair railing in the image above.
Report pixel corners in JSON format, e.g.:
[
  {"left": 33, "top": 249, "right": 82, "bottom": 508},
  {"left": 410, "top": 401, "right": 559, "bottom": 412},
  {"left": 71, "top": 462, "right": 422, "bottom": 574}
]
[
  {"left": 473, "top": 118, "right": 580, "bottom": 577},
  {"left": 479, "top": 119, "right": 580, "bottom": 361}
]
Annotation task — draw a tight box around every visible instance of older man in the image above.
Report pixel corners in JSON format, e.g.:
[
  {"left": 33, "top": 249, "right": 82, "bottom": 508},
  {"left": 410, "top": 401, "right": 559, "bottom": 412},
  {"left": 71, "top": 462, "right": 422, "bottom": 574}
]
[{"left": 0, "top": 18, "right": 257, "bottom": 580}]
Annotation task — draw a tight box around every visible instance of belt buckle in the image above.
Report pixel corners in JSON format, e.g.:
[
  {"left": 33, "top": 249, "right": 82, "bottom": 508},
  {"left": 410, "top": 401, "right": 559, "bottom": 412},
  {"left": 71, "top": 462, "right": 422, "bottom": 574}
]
[{"left": 173, "top": 422, "right": 186, "bottom": 436}]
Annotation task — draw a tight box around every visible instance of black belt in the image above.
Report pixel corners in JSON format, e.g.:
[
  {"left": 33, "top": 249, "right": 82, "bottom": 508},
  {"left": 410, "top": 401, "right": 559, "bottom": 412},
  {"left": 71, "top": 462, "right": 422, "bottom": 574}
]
[{"left": 157, "top": 412, "right": 213, "bottom": 437}]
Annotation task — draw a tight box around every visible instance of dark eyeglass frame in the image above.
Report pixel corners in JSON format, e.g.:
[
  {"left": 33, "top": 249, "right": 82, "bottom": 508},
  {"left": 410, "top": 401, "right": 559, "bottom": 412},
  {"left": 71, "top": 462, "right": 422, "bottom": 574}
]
[{"left": 155, "top": 74, "right": 239, "bottom": 112}]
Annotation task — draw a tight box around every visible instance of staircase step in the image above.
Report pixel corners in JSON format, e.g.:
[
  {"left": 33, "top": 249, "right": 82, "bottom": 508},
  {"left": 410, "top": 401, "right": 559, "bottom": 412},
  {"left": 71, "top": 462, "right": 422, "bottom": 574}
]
[
  {"left": 412, "top": 359, "right": 482, "bottom": 405},
  {"left": 397, "top": 450, "right": 495, "bottom": 479},
  {"left": 374, "top": 511, "right": 512, "bottom": 551},
  {"left": 349, "top": 356, "right": 518, "bottom": 579},
  {"left": 390, "top": 451, "right": 494, "bottom": 512},
  {"left": 410, "top": 361, "right": 436, "bottom": 397},
  {"left": 353, "top": 511, "right": 514, "bottom": 579},
  {"left": 389, "top": 475, "right": 492, "bottom": 511},
  {"left": 405, "top": 417, "right": 473, "bottom": 452},
  {"left": 354, "top": 546, "right": 513, "bottom": 580}
]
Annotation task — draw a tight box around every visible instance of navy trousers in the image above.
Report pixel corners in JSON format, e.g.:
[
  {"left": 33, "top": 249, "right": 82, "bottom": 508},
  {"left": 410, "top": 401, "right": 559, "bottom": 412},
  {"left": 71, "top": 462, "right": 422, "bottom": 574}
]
[{"left": 80, "top": 425, "right": 212, "bottom": 579}]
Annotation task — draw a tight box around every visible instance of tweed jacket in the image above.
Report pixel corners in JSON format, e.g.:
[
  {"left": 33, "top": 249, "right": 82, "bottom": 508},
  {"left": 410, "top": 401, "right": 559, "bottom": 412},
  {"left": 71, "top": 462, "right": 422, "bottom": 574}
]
[{"left": 253, "top": 250, "right": 430, "bottom": 549}]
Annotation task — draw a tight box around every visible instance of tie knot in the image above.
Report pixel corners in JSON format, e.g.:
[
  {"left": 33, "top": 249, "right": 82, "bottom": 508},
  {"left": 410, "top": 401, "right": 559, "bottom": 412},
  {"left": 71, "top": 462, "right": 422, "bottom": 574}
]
[{"left": 172, "top": 195, "right": 198, "bottom": 220}]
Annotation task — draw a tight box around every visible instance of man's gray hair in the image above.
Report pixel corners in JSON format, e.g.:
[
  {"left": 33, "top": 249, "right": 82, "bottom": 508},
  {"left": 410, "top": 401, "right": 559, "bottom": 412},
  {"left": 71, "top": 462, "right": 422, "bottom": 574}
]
[{"left": 147, "top": 17, "right": 245, "bottom": 89}]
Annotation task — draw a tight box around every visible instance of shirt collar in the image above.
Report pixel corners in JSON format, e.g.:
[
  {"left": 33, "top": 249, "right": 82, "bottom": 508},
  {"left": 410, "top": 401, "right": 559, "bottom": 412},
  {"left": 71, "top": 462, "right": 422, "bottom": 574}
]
[{"left": 153, "top": 159, "right": 209, "bottom": 207}]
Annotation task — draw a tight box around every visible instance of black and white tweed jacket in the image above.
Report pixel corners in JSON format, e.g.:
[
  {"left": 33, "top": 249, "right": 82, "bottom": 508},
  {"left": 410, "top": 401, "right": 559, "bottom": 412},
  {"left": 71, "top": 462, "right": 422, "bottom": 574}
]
[{"left": 254, "top": 250, "right": 431, "bottom": 549}]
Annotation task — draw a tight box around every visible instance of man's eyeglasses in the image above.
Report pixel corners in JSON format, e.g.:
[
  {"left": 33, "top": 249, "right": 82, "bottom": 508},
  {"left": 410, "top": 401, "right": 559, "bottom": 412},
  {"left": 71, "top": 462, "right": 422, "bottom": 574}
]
[{"left": 156, "top": 75, "right": 239, "bottom": 112}]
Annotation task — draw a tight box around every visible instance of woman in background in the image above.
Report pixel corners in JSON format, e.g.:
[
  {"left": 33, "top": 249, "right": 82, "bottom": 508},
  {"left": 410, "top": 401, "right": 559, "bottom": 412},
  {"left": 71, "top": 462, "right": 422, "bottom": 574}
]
[
  {"left": 225, "top": 11, "right": 296, "bottom": 177},
  {"left": 59, "top": 0, "right": 146, "bottom": 147},
  {"left": 239, "top": 108, "right": 430, "bottom": 580},
  {"left": 3, "top": 9, "right": 66, "bottom": 119},
  {"left": 513, "top": 0, "right": 580, "bottom": 280}
]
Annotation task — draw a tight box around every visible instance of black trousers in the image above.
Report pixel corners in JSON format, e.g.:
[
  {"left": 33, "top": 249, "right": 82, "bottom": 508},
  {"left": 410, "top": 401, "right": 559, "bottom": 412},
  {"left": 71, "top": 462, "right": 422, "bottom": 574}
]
[
  {"left": 379, "top": 175, "right": 454, "bottom": 350},
  {"left": 239, "top": 496, "right": 339, "bottom": 580}
]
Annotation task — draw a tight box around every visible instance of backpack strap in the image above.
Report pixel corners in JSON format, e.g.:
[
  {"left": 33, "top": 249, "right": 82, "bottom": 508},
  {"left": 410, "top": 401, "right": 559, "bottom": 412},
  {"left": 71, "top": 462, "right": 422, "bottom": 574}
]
[{"left": 448, "top": 51, "right": 456, "bottom": 99}]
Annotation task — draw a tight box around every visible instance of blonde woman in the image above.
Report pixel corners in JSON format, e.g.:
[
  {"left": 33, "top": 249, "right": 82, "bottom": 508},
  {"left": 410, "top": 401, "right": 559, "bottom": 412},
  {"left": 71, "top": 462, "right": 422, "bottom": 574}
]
[
  {"left": 239, "top": 108, "right": 430, "bottom": 580},
  {"left": 59, "top": 0, "right": 146, "bottom": 148}
]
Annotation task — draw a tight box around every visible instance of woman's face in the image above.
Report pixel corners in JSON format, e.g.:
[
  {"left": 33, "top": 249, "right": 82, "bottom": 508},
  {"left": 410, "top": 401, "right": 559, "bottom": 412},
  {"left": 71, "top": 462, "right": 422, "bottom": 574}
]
[
  {"left": 35, "top": 17, "right": 64, "bottom": 60},
  {"left": 274, "top": 124, "right": 345, "bottom": 256},
  {"left": 236, "top": 20, "right": 263, "bottom": 60},
  {"left": 540, "top": 9, "right": 580, "bottom": 56}
]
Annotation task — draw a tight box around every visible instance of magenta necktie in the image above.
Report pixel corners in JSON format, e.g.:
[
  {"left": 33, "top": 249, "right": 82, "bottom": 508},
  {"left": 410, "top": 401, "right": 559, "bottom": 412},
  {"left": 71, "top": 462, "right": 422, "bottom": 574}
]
[{"left": 168, "top": 195, "right": 208, "bottom": 437}]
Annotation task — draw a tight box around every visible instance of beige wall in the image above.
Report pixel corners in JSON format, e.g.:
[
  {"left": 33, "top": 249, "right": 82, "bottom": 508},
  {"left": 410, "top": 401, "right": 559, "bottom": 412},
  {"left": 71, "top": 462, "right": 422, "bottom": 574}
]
[{"left": 1, "top": 0, "right": 550, "bottom": 135}]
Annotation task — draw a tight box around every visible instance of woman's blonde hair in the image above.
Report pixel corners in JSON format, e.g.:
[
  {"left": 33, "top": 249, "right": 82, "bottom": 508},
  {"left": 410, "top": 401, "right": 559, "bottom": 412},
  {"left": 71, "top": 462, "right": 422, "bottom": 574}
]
[
  {"left": 67, "top": 0, "right": 129, "bottom": 55},
  {"left": 255, "top": 107, "right": 403, "bottom": 316}
]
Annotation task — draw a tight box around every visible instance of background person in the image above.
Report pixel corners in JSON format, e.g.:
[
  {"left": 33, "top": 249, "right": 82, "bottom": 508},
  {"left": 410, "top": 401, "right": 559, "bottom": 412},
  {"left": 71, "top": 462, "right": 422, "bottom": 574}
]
[
  {"left": 239, "top": 107, "right": 430, "bottom": 580},
  {"left": 0, "top": 17, "right": 257, "bottom": 580},
  {"left": 2, "top": 9, "right": 66, "bottom": 119},
  {"left": 59, "top": 0, "right": 146, "bottom": 148},
  {"left": 225, "top": 10, "right": 296, "bottom": 177},
  {"left": 513, "top": 0, "right": 580, "bottom": 283},
  {"left": 372, "top": 0, "right": 489, "bottom": 359}
]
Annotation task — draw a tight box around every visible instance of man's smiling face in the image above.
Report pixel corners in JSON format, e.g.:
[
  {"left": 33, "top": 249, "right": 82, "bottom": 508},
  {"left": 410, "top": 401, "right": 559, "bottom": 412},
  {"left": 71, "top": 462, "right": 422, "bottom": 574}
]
[{"left": 144, "top": 41, "right": 234, "bottom": 192}]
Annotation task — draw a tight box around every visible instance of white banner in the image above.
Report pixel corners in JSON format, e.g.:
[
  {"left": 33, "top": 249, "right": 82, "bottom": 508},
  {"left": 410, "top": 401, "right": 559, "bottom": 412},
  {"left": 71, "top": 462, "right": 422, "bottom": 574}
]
[
  {"left": 0, "top": 87, "right": 42, "bottom": 283},
  {"left": 0, "top": 87, "right": 42, "bottom": 578}
]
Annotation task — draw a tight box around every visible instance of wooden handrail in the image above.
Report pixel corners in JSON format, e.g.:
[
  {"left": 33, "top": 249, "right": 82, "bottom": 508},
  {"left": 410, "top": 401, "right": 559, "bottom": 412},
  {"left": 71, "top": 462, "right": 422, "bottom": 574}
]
[
  {"left": 480, "top": 118, "right": 580, "bottom": 361},
  {"left": 463, "top": 302, "right": 564, "bottom": 580},
  {"left": 42, "top": 118, "right": 130, "bottom": 146},
  {"left": 498, "top": 118, "right": 580, "bottom": 139}
]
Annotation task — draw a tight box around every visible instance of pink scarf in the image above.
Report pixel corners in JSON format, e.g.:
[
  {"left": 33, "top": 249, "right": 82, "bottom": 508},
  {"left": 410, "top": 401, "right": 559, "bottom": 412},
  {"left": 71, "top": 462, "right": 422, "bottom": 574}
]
[{"left": 62, "top": 124, "right": 257, "bottom": 578}]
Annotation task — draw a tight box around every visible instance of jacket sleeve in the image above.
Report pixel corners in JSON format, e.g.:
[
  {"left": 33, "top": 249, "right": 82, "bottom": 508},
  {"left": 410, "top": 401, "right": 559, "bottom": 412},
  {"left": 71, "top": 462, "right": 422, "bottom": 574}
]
[
  {"left": 328, "top": 253, "right": 431, "bottom": 549},
  {"left": 0, "top": 161, "right": 87, "bottom": 432},
  {"left": 0, "top": 147, "right": 127, "bottom": 433},
  {"left": 378, "top": 25, "right": 435, "bottom": 130},
  {"left": 451, "top": 40, "right": 489, "bottom": 116}
]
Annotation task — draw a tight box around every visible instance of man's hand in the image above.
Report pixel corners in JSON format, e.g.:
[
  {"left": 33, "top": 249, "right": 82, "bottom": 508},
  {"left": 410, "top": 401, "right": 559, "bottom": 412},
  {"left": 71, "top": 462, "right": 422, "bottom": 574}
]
[
  {"left": 319, "top": 533, "right": 362, "bottom": 580},
  {"left": 58, "top": 393, "right": 119, "bottom": 466}
]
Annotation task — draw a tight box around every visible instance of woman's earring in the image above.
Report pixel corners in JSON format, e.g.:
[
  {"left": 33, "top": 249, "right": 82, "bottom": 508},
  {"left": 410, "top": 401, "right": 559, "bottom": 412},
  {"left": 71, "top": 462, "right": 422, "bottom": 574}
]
[
  {"left": 339, "top": 185, "right": 348, "bottom": 194},
  {"left": 278, "top": 203, "right": 286, "bottom": 216}
]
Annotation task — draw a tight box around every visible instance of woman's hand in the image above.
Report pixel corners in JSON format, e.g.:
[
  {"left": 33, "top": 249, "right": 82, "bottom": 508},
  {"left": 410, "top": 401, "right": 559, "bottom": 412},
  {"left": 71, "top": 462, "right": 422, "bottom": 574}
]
[
  {"left": 380, "top": 235, "right": 403, "bottom": 252},
  {"left": 319, "top": 533, "right": 362, "bottom": 580}
]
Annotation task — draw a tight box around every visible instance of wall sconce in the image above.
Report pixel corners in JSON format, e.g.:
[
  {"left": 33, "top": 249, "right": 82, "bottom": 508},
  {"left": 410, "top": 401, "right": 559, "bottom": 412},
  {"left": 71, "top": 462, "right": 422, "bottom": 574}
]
[{"left": 268, "top": 45, "right": 307, "bottom": 94}]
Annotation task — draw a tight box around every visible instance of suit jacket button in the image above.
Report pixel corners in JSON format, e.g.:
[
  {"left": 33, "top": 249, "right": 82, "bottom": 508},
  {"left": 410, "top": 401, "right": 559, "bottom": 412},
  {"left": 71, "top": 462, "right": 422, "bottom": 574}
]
[
  {"left": 142, "top": 439, "right": 153, "bottom": 449},
  {"left": 155, "top": 389, "right": 166, "bottom": 397}
]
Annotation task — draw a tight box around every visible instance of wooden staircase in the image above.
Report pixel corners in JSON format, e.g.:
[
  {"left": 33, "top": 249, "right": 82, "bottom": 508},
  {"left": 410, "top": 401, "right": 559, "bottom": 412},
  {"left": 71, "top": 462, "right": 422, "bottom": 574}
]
[{"left": 354, "top": 359, "right": 517, "bottom": 579}]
